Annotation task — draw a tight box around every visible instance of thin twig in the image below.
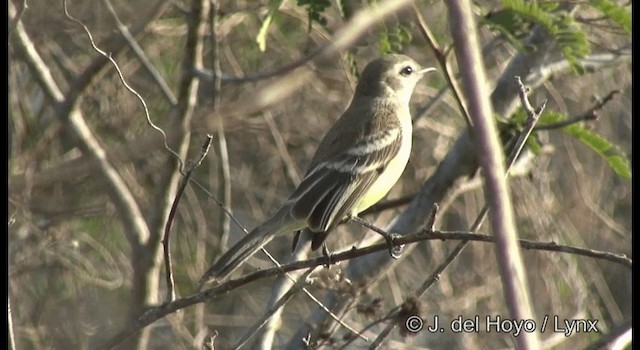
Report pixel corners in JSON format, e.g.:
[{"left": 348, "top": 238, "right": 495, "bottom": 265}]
[
  {"left": 231, "top": 268, "right": 316, "bottom": 350},
  {"left": 59, "top": 2, "right": 169, "bottom": 116},
  {"left": 163, "top": 136, "right": 213, "bottom": 302},
  {"left": 510, "top": 77, "right": 547, "bottom": 170},
  {"left": 534, "top": 89, "right": 620, "bottom": 131},
  {"left": 62, "top": 0, "right": 184, "bottom": 172},
  {"left": 412, "top": 2, "right": 472, "bottom": 129},
  {"left": 103, "top": 0, "right": 178, "bottom": 105},
  {"left": 359, "top": 195, "right": 414, "bottom": 216},
  {"left": 263, "top": 112, "right": 301, "bottom": 185},
  {"left": 193, "top": 54, "right": 317, "bottom": 84},
  {"left": 8, "top": 292, "right": 16, "bottom": 350},
  {"left": 8, "top": 0, "right": 28, "bottom": 39},
  {"left": 534, "top": 113, "right": 597, "bottom": 130},
  {"left": 369, "top": 240, "right": 466, "bottom": 350},
  {"left": 209, "top": 0, "right": 233, "bottom": 272}
]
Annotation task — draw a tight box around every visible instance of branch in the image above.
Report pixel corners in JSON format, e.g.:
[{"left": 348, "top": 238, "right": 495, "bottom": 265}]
[
  {"left": 525, "top": 44, "right": 631, "bottom": 91},
  {"left": 94, "top": 226, "right": 631, "bottom": 349},
  {"left": 230, "top": 268, "right": 317, "bottom": 350},
  {"left": 103, "top": 0, "right": 178, "bottom": 106},
  {"left": 535, "top": 89, "right": 621, "bottom": 131},
  {"left": 8, "top": 292, "right": 16, "bottom": 350},
  {"left": 163, "top": 136, "right": 213, "bottom": 302},
  {"left": 147, "top": 0, "right": 209, "bottom": 249},
  {"left": 584, "top": 317, "right": 632, "bottom": 350},
  {"left": 412, "top": 2, "right": 472, "bottom": 129}
]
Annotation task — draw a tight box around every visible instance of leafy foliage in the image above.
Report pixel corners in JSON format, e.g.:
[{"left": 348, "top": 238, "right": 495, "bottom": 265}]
[
  {"left": 504, "top": 109, "right": 631, "bottom": 179},
  {"left": 482, "top": 9, "right": 532, "bottom": 53},
  {"left": 589, "top": 0, "right": 632, "bottom": 33},
  {"left": 539, "top": 112, "right": 631, "bottom": 179},
  {"left": 484, "top": 0, "right": 591, "bottom": 74},
  {"left": 297, "top": 0, "right": 332, "bottom": 28},
  {"left": 379, "top": 25, "right": 413, "bottom": 55}
]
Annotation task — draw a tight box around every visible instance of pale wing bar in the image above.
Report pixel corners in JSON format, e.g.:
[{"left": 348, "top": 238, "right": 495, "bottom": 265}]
[{"left": 288, "top": 127, "right": 403, "bottom": 237}]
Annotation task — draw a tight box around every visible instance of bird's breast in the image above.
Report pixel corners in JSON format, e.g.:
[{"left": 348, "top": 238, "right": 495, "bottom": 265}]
[{"left": 351, "top": 109, "right": 413, "bottom": 215}]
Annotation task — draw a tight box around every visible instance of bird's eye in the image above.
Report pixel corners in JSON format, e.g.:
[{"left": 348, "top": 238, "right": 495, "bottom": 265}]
[{"left": 400, "top": 66, "right": 413, "bottom": 76}]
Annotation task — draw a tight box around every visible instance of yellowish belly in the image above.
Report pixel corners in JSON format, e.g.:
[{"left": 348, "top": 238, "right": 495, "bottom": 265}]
[{"left": 352, "top": 125, "right": 412, "bottom": 215}]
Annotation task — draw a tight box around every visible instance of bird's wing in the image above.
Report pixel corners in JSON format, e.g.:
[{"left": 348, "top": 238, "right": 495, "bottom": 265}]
[{"left": 286, "top": 109, "right": 403, "bottom": 237}]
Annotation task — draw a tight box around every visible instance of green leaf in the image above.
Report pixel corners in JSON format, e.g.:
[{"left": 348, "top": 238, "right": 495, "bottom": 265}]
[
  {"left": 504, "top": 0, "right": 555, "bottom": 31},
  {"left": 589, "top": 0, "right": 631, "bottom": 33},
  {"left": 502, "top": 0, "right": 591, "bottom": 74},
  {"left": 481, "top": 10, "right": 531, "bottom": 52},
  {"left": 538, "top": 111, "right": 564, "bottom": 124},
  {"left": 397, "top": 25, "right": 412, "bottom": 43},
  {"left": 562, "top": 123, "right": 631, "bottom": 179},
  {"left": 378, "top": 25, "right": 413, "bottom": 55},
  {"left": 379, "top": 29, "right": 392, "bottom": 55},
  {"left": 256, "top": 0, "right": 285, "bottom": 52},
  {"left": 538, "top": 112, "right": 631, "bottom": 179},
  {"left": 526, "top": 133, "right": 542, "bottom": 154},
  {"left": 555, "top": 16, "right": 590, "bottom": 74}
]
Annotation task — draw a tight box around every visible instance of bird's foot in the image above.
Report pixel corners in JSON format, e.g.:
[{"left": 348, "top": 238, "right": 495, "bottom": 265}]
[{"left": 322, "top": 243, "right": 333, "bottom": 268}]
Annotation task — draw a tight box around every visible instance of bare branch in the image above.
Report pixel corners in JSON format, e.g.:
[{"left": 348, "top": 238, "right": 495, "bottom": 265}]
[
  {"left": 231, "top": 268, "right": 316, "bottom": 350},
  {"left": 448, "top": 2, "right": 538, "bottom": 349},
  {"left": 526, "top": 44, "right": 631, "bottom": 90},
  {"left": 103, "top": 0, "right": 178, "bottom": 105},
  {"left": 94, "top": 225, "right": 631, "bottom": 349},
  {"left": 163, "top": 136, "right": 213, "bottom": 302},
  {"left": 535, "top": 89, "right": 621, "bottom": 131},
  {"left": 412, "top": 2, "right": 472, "bottom": 129}
]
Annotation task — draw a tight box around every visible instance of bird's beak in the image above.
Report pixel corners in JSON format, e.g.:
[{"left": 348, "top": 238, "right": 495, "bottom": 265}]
[{"left": 418, "top": 67, "right": 437, "bottom": 75}]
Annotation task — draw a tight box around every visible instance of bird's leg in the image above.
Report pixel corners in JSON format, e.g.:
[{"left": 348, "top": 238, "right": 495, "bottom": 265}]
[
  {"left": 321, "top": 243, "right": 333, "bottom": 268},
  {"left": 291, "top": 230, "right": 301, "bottom": 253},
  {"left": 350, "top": 216, "right": 404, "bottom": 258}
]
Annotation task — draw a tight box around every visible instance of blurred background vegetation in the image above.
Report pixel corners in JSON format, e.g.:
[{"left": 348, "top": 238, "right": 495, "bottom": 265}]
[{"left": 8, "top": 0, "right": 631, "bottom": 349}]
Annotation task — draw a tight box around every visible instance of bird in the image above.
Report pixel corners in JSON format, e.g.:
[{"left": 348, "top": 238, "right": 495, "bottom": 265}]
[{"left": 199, "top": 54, "right": 435, "bottom": 286}]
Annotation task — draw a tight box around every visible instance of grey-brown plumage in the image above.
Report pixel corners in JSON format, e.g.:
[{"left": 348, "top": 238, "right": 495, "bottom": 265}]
[{"left": 199, "top": 54, "right": 435, "bottom": 286}]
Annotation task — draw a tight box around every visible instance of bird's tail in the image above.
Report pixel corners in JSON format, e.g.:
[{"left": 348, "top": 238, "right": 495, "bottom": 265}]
[{"left": 199, "top": 208, "right": 298, "bottom": 287}]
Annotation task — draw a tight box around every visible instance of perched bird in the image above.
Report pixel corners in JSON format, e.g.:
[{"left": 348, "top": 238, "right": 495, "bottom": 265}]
[{"left": 200, "top": 54, "right": 435, "bottom": 286}]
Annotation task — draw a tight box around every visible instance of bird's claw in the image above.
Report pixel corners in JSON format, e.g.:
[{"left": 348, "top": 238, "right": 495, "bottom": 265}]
[{"left": 322, "top": 243, "right": 333, "bottom": 268}]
